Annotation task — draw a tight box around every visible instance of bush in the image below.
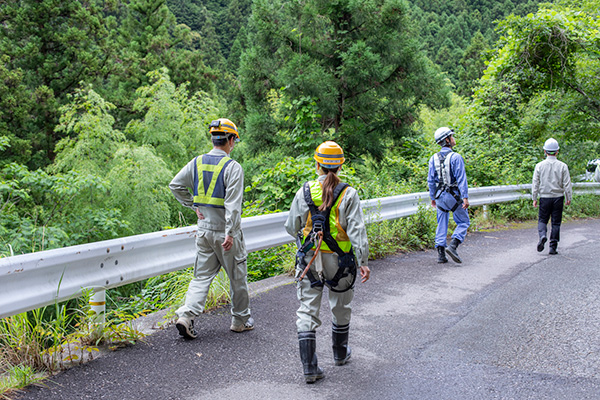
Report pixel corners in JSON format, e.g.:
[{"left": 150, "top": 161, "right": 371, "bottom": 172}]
[{"left": 367, "top": 205, "right": 437, "bottom": 259}]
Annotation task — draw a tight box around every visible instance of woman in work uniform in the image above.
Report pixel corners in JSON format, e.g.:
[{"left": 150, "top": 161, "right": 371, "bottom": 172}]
[{"left": 284, "top": 141, "right": 370, "bottom": 383}]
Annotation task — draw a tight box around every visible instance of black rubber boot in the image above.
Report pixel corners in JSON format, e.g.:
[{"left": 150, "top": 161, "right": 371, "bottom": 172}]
[
  {"left": 446, "top": 238, "right": 462, "bottom": 264},
  {"left": 298, "top": 331, "right": 324, "bottom": 383},
  {"left": 437, "top": 246, "right": 448, "bottom": 263},
  {"left": 549, "top": 241, "right": 558, "bottom": 255},
  {"left": 332, "top": 323, "right": 351, "bottom": 366}
]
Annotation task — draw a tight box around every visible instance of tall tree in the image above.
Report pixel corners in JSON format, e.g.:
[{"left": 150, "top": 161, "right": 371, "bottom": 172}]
[
  {"left": 240, "top": 0, "right": 451, "bottom": 159},
  {"left": 107, "top": 0, "right": 217, "bottom": 126},
  {"left": 0, "top": 0, "right": 119, "bottom": 168},
  {"left": 457, "top": 31, "right": 489, "bottom": 97}
]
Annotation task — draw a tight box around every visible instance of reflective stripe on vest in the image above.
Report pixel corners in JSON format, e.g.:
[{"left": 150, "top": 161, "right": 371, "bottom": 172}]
[
  {"left": 302, "top": 180, "right": 351, "bottom": 253},
  {"left": 193, "top": 154, "right": 233, "bottom": 208}
]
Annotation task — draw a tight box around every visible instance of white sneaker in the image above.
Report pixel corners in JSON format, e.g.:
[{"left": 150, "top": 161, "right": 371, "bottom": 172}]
[
  {"left": 230, "top": 317, "right": 254, "bottom": 333},
  {"left": 176, "top": 317, "right": 198, "bottom": 339}
]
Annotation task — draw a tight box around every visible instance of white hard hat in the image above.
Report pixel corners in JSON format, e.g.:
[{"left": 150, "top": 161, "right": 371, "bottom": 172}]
[
  {"left": 543, "top": 138, "right": 560, "bottom": 152},
  {"left": 434, "top": 127, "right": 454, "bottom": 144}
]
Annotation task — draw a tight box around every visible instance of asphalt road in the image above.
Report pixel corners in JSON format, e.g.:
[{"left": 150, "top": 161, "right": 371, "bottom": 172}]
[{"left": 17, "top": 219, "right": 600, "bottom": 400}]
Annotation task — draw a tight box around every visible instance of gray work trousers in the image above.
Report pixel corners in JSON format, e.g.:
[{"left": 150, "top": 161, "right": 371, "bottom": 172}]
[
  {"left": 176, "top": 230, "right": 251, "bottom": 326},
  {"left": 296, "top": 251, "right": 355, "bottom": 332}
]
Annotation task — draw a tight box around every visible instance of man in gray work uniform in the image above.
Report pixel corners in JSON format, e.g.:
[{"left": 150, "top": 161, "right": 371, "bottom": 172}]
[
  {"left": 532, "top": 138, "right": 572, "bottom": 255},
  {"left": 169, "top": 118, "right": 253, "bottom": 339}
]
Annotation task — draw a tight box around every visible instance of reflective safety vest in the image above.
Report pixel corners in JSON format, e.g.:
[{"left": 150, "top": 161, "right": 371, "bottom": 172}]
[
  {"left": 302, "top": 180, "right": 352, "bottom": 253},
  {"left": 192, "top": 154, "right": 233, "bottom": 208}
]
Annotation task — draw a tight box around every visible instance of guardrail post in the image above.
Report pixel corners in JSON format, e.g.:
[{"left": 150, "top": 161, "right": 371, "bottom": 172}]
[
  {"left": 483, "top": 205, "right": 489, "bottom": 220},
  {"left": 89, "top": 290, "right": 106, "bottom": 340}
]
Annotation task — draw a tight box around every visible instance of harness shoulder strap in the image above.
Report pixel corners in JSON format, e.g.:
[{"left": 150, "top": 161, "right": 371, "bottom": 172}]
[
  {"left": 435, "top": 152, "right": 456, "bottom": 188},
  {"left": 434, "top": 153, "right": 446, "bottom": 186},
  {"left": 445, "top": 152, "right": 455, "bottom": 185},
  {"left": 303, "top": 182, "right": 319, "bottom": 216}
]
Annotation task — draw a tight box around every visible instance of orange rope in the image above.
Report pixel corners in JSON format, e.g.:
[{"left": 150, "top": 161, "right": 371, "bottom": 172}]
[{"left": 298, "top": 231, "right": 323, "bottom": 282}]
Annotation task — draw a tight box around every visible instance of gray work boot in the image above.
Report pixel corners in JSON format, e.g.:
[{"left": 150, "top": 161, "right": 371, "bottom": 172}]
[
  {"left": 298, "top": 331, "right": 324, "bottom": 383},
  {"left": 230, "top": 317, "right": 255, "bottom": 333},
  {"left": 446, "top": 238, "right": 463, "bottom": 264},
  {"left": 437, "top": 246, "right": 448, "bottom": 263},
  {"left": 332, "top": 323, "right": 351, "bottom": 366},
  {"left": 537, "top": 236, "right": 547, "bottom": 252},
  {"left": 176, "top": 317, "right": 198, "bottom": 340}
]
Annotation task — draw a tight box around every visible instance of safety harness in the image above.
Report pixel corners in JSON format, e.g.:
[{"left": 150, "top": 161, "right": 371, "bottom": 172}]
[
  {"left": 434, "top": 151, "right": 462, "bottom": 212},
  {"left": 295, "top": 182, "right": 357, "bottom": 293}
]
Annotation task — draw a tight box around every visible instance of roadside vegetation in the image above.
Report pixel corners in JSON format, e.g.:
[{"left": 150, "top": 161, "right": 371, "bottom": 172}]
[{"left": 2, "top": 0, "right": 600, "bottom": 397}]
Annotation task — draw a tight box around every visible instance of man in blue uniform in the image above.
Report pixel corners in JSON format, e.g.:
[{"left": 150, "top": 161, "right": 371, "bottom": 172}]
[{"left": 427, "top": 127, "right": 470, "bottom": 264}]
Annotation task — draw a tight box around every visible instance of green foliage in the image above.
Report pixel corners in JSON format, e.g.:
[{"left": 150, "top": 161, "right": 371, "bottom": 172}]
[
  {"left": 112, "top": 0, "right": 218, "bottom": 111},
  {"left": 244, "top": 156, "right": 316, "bottom": 213},
  {"left": 126, "top": 68, "right": 220, "bottom": 171},
  {"left": 366, "top": 205, "right": 437, "bottom": 259},
  {"left": 0, "top": 136, "right": 8, "bottom": 152},
  {"left": 563, "top": 194, "right": 600, "bottom": 219},
  {"left": 106, "top": 145, "right": 173, "bottom": 234},
  {"left": 0, "top": 0, "right": 120, "bottom": 169},
  {"left": 0, "top": 364, "right": 45, "bottom": 398},
  {"left": 0, "top": 163, "right": 130, "bottom": 256},
  {"left": 52, "top": 88, "right": 124, "bottom": 176},
  {"left": 244, "top": 155, "right": 360, "bottom": 213},
  {"left": 52, "top": 77, "right": 211, "bottom": 235},
  {"left": 240, "top": 0, "right": 451, "bottom": 159},
  {"left": 457, "top": 31, "right": 490, "bottom": 97},
  {"left": 0, "top": 56, "right": 42, "bottom": 168},
  {"left": 408, "top": 0, "right": 541, "bottom": 87},
  {"left": 0, "top": 289, "right": 149, "bottom": 395},
  {"left": 116, "top": 267, "right": 232, "bottom": 316},
  {"left": 461, "top": 3, "right": 600, "bottom": 184},
  {"left": 247, "top": 244, "right": 296, "bottom": 281}
]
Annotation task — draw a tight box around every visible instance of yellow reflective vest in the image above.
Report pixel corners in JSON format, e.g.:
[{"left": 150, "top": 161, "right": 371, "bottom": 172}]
[
  {"left": 302, "top": 180, "right": 352, "bottom": 253},
  {"left": 193, "top": 154, "right": 233, "bottom": 208}
]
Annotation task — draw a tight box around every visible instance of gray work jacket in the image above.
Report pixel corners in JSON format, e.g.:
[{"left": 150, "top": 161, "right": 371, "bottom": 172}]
[{"left": 532, "top": 156, "right": 572, "bottom": 201}]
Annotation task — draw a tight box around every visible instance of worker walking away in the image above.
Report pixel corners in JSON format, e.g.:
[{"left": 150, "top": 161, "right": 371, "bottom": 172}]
[
  {"left": 427, "top": 127, "right": 470, "bottom": 264},
  {"left": 169, "top": 118, "right": 253, "bottom": 339},
  {"left": 285, "top": 141, "right": 370, "bottom": 383},
  {"left": 532, "top": 138, "right": 572, "bottom": 255}
]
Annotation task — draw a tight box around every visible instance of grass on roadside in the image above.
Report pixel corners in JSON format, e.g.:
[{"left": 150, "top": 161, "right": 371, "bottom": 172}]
[
  {"left": 0, "top": 290, "right": 148, "bottom": 399},
  {"left": 1, "top": 194, "right": 598, "bottom": 398},
  {"left": 0, "top": 364, "right": 46, "bottom": 399}
]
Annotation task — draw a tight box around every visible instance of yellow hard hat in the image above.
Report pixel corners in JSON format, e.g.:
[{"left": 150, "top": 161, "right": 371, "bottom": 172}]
[
  {"left": 209, "top": 118, "right": 240, "bottom": 141},
  {"left": 314, "top": 141, "right": 345, "bottom": 168}
]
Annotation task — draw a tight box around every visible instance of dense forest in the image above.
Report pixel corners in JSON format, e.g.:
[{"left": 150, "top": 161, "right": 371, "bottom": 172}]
[{"left": 1, "top": 0, "right": 599, "bottom": 257}]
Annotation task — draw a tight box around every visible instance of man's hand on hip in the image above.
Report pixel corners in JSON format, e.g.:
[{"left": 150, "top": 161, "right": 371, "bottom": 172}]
[{"left": 222, "top": 235, "right": 233, "bottom": 251}]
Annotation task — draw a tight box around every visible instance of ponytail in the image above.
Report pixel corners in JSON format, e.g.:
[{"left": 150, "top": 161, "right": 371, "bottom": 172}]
[{"left": 318, "top": 167, "right": 341, "bottom": 211}]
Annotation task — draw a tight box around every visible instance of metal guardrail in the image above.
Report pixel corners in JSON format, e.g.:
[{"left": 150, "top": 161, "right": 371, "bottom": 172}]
[{"left": 1, "top": 182, "right": 599, "bottom": 319}]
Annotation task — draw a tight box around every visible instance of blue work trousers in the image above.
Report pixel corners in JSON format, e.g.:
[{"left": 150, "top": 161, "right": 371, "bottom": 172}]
[{"left": 435, "top": 191, "right": 470, "bottom": 248}]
